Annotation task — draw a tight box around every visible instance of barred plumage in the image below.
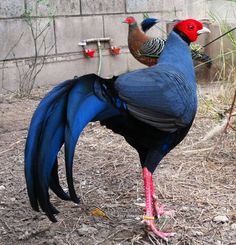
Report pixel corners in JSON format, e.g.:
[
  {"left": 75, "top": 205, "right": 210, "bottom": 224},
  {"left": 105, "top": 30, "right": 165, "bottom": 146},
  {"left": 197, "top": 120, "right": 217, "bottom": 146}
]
[
  {"left": 191, "top": 49, "right": 212, "bottom": 67},
  {"left": 124, "top": 16, "right": 212, "bottom": 68},
  {"left": 139, "top": 38, "right": 166, "bottom": 58}
]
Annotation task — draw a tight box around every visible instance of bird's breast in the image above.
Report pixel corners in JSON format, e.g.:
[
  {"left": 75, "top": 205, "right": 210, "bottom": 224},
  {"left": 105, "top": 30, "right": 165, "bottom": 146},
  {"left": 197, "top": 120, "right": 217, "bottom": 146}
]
[{"left": 115, "top": 65, "right": 197, "bottom": 131}]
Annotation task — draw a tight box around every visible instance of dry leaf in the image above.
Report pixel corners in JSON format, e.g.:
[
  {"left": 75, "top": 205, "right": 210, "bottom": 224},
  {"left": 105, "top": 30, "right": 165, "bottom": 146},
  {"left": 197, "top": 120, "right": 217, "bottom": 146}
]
[{"left": 90, "top": 207, "right": 109, "bottom": 219}]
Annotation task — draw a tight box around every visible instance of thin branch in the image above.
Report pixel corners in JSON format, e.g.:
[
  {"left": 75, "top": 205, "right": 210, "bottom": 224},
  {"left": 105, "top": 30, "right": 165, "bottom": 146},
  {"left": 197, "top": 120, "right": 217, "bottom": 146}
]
[
  {"left": 206, "top": 90, "right": 236, "bottom": 160},
  {"left": 35, "top": 22, "right": 52, "bottom": 40},
  {"left": 1, "top": 32, "right": 25, "bottom": 92},
  {"left": 224, "top": 89, "right": 236, "bottom": 133},
  {"left": 1, "top": 32, "right": 25, "bottom": 62}
]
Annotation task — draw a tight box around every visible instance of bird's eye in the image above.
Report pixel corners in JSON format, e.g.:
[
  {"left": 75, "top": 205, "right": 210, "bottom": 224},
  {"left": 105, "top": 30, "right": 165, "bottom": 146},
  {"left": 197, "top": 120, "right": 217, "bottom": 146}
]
[{"left": 188, "top": 25, "right": 194, "bottom": 30}]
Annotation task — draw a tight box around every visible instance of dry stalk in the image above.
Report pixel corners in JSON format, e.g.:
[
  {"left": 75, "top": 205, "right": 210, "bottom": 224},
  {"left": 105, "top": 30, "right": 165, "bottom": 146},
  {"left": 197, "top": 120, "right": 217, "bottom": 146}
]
[
  {"left": 207, "top": 89, "right": 236, "bottom": 160},
  {"left": 0, "top": 139, "right": 24, "bottom": 155},
  {"left": 223, "top": 89, "right": 236, "bottom": 132}
]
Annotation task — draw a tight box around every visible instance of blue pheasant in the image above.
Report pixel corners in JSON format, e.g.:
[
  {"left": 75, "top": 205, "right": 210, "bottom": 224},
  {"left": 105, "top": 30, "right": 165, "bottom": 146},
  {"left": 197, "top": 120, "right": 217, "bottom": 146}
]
[{"left": 25, "top": 19, "right": 210, "bottom": 241}]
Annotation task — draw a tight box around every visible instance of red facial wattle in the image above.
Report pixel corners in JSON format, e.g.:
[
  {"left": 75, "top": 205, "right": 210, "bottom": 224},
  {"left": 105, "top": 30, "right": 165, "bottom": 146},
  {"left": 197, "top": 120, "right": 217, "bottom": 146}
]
[
  {"left": 124, "top": 16, "right": 136, "bottom": 25},
  {"left": 174, "top": 19, "right": 204, "bottom": 42}
]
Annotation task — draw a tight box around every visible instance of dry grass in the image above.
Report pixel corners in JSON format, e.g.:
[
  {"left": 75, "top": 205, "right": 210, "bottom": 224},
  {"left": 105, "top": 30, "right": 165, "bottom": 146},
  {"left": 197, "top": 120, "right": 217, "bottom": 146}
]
[{"left": 0, "top": 82, "right": 235, "bottom": 245}]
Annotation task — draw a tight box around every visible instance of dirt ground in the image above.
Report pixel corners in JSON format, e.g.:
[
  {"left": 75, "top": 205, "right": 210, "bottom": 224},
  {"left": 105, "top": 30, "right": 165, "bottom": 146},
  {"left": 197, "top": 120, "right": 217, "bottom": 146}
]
[{"left": 0, "top": 84, "right": 236, "bottom": 245}]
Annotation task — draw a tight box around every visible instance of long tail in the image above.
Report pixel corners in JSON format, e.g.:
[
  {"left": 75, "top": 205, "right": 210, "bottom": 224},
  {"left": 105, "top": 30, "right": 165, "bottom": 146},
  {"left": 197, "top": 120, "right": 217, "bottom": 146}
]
[
  {"left": 64, "top": 76, "right": 121, "bottom": 204},
  {"left": 25, "top": 79, "right": 75, "bottom": 214},
  {"left": 191, "top": 49, "right": 212, "bottom": 68},
  {"left": 141, "top": 18, "right": 160, "bottom": 33},
  {"left": 24, "top": 74, "right": 120, "bottom": 222}
]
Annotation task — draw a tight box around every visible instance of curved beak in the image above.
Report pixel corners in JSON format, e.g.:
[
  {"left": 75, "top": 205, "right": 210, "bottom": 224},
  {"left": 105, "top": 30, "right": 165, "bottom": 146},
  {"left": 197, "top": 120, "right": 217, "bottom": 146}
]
[{"left": 197, "top": 26, "right": 211, "bottom": 35}]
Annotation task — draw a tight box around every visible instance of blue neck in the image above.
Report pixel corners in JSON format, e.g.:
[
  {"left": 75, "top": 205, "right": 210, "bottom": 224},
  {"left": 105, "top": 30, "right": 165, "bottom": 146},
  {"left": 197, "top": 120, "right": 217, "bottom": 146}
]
[{"left": 157, "top": 31, "right": 196, "bottom": 83}]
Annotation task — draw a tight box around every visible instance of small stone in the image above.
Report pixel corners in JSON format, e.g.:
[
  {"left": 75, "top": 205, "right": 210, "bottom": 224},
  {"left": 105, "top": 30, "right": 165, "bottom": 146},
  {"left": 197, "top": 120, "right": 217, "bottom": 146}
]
[
  {"left": 0, "top": 185, "right": 6, "bottom": 191},
  {"left": 231, "top": 223, "right": 236, "bottom": 230},
  {"left": 81, "top": 180, "right": 87, "bottom": 186},
  {"left": 180, "top": 206, "right": 189, "bottom": 212},
  {"left": 10, "top": 197, "right": 16, "bottom": 202},
  {"left": 216, "top": 241, "right": 222, "bottom": 245},
  {"left": 77, "top": 224, "right": 98, "bottom": 236},
  {"left": 192, "top": 230, "right": 203, "bottom": 236},
  {"left": 18, "top": 230, "right": 30, "bottom": 240},
  {"left": 213, "top": 215, "right": 229, "bottom": 224}
]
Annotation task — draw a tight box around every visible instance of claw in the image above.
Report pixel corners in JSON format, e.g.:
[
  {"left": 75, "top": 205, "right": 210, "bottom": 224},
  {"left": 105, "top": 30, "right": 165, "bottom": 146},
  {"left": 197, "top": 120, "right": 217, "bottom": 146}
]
[
  {"left": 145, "top": 219, "right": 175, "bottom": 241},
  {"left": 152, "top": 195, "right": 175, "bottom": 218},
  {"left": 142, "top": 167, "right": 175, "bottom": 241}
]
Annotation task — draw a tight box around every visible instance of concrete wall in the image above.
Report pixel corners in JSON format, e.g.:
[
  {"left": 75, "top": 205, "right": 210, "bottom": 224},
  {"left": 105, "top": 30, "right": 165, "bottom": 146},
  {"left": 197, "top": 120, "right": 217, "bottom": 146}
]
[{"left": 1, "top": 0, "right": 236, "bottom": 93}]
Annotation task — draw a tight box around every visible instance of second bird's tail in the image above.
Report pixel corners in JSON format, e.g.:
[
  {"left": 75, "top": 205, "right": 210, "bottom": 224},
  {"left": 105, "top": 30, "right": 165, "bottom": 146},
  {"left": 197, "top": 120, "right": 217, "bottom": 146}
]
[{"left": 191, "top": 49, "right": 212, "bottom": 68}]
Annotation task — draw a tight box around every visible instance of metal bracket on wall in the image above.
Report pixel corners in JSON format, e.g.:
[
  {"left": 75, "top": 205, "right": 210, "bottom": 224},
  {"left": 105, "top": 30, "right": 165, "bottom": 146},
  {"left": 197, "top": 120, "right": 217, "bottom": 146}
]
[{"left": 78, "top": 37, "right": 120, "bottom": 76}]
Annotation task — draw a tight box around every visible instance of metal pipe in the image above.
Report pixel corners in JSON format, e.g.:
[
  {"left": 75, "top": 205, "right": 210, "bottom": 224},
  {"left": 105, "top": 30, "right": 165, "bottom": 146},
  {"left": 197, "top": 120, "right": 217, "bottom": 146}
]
[
  {"left": 81, "top": 37, "right": 111, "bottom": 44},
  {"left": 97, "top": 40, "right": 102, "bottom": 76},
  {"left": 78, "top": 37, "right": 112, "bottom": 76}
]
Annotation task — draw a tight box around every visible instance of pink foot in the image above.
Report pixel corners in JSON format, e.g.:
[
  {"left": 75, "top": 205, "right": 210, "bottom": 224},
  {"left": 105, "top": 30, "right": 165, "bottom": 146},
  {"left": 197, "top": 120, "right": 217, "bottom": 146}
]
[
  {"left": 144, "top": 219, "right": 175, "bottom": 241},
  {"left": 142, "top": 167, "right": 175, "bottom": 241},
  {"left": 153, "top": 194, "right": 175, "bottom": 218}
]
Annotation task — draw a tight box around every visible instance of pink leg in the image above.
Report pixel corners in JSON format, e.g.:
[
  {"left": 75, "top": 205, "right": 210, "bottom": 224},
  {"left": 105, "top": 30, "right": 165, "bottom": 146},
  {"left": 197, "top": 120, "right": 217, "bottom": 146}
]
[
  {"left": 150, "top": 173, "right": 174, "bottom": 218},
  {"left": 153, "top": 194, "right": 175, "bottom": 218},
  {"left": 142, "top": 167, "right": 174, "bottom": 241}
]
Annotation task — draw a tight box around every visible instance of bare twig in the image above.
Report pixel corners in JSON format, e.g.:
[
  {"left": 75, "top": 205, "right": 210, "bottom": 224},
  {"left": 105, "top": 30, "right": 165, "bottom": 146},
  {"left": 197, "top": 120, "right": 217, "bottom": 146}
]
[
  {"left": 224, "top": 89, "right": 236, "bottom": 133},
  {"left": 0, "top": 139, "right": 24, "bottom": 155},
  {"left": 0, "top": 2, "right": 56, "bottom": 97},
  {"left": 206, "top": 90, "right": 236, "bottom": 159},
  {"left": 1, "top": 32, "right": 24, "bottom": 93}
]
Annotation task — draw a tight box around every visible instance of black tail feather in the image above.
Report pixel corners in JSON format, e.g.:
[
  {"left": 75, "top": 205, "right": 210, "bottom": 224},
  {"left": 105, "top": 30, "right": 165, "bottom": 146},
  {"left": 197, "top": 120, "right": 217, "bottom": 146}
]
[{"left": 49, "top": 159, "right": 71, "bottom": 201}]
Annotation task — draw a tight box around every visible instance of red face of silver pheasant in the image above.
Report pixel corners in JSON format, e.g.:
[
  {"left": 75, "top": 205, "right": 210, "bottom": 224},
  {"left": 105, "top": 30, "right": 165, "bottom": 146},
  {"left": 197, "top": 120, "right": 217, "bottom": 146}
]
[{"left": 123, "top": 16, "right": 137, "bottom": 25}]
